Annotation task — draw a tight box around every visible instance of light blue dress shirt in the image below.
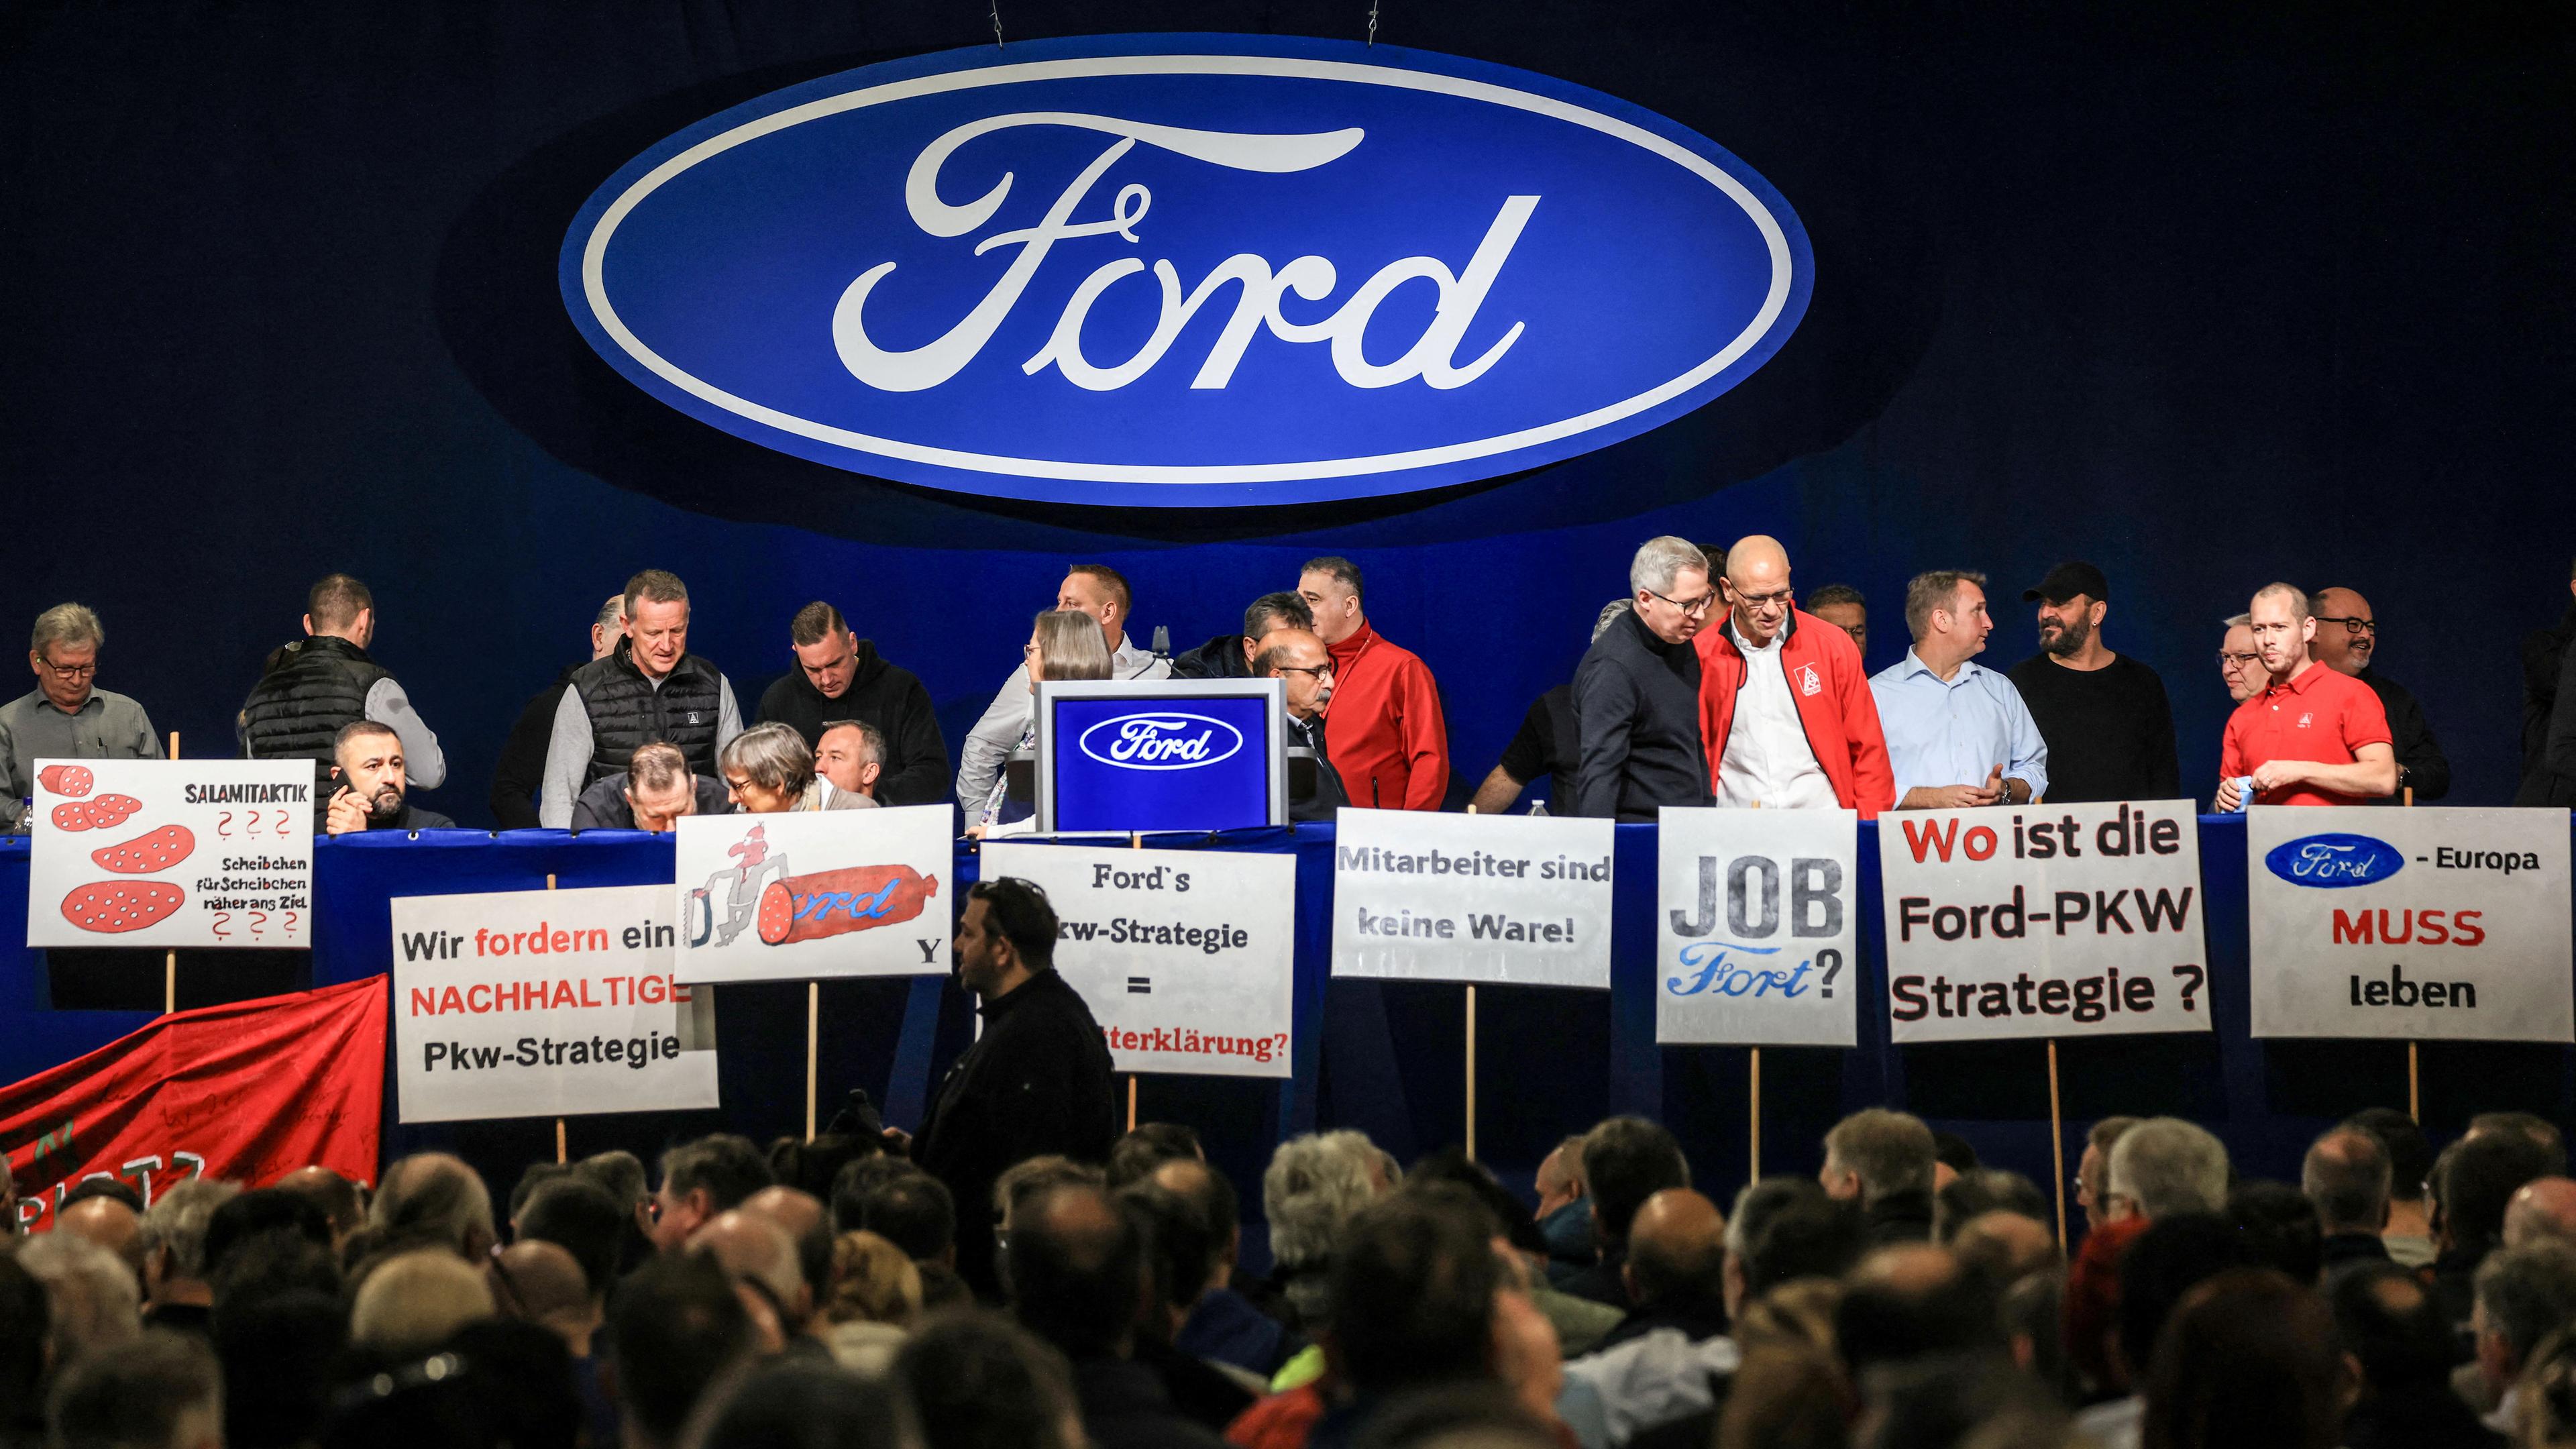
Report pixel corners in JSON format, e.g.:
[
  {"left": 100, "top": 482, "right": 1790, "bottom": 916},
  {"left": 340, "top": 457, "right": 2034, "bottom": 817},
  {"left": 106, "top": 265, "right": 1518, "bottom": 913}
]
[{"left": 1868, "top": 649, "right": 2051, "bottom": 801}]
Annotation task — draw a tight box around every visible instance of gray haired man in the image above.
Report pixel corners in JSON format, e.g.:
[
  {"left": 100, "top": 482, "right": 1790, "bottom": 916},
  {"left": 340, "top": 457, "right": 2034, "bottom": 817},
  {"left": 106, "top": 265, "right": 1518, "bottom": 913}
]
[
  {"left": 1570, "top": 537, "right": 1716, "bottom": 820},
  {"left": 2104, "top": 1116, "right": 2230, "bottom": 1222},
  {"left": 3, "top": 603, "right": 162, "bottom": 832}
]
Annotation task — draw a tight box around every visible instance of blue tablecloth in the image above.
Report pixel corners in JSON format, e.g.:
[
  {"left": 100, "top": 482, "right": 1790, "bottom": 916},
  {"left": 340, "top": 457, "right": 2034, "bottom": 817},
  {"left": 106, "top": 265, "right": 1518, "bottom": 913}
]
[{"left": 7, "top": 817, "right": 2573, "bottom": 1230}]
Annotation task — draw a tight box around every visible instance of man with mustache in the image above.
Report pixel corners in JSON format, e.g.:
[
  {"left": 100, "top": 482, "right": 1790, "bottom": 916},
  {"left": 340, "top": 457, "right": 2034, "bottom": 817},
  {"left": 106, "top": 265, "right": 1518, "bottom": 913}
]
[
  {"left": 2005, "top": 562, "right": 2179, "bottom": 803},
  {"left": 324, "top": 720, "right": 453, "bottom": 834}
]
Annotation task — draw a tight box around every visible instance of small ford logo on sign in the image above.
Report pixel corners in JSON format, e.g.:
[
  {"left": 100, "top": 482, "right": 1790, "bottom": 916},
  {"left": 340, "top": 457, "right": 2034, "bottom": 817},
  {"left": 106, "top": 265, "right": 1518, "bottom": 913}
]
[
  {"left": 561, "top": 34, "right": 1810, "bottom": 508},
  {"left": 1077, "top": 714, "right": 1246, "bottom": 771},
  {"left": 2264, "top": 834, "right": 2406, "bottom": 890}
]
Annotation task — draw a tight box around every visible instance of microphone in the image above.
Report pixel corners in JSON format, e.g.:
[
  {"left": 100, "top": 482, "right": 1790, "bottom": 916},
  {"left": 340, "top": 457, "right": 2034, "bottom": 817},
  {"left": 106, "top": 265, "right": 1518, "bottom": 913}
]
[{"left": 1150, "top": 625, "right": 1170, "bottom": 659}]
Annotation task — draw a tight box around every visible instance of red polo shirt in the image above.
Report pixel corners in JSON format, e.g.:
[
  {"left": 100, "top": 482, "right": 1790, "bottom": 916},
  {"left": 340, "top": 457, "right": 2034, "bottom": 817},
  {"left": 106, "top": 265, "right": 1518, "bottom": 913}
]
[{"left": 2218, "top": 660, "right": 2393, "bottom": 806}]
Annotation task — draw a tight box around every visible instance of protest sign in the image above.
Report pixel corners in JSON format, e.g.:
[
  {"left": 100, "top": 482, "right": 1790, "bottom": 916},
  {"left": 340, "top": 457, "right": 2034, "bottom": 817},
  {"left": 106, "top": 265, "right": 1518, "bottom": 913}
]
[
  {"left": 27, "top": 759, "right": 313, "bottom": 949},
  {"left": 2247, "top": 806, "right": 2573, "bottom": 1042},
  {"left": 1331, "top": 808, "right": 1614, "bottom": 987},
  {"left": 671, "top": 806, "right": 951, "bottom": 985},
  {"left": 1878, "top": 800, "right": 2209, "bottom": 1042},
  {"left": 391, "top": 885, "right": 719, "bottom": 1123},
  {"left": 981, "top": 843, "right": 1295, "bottom": 1078},
  {"left": 1658, "top": 808, "right": 1859, "bottom": 1046}
]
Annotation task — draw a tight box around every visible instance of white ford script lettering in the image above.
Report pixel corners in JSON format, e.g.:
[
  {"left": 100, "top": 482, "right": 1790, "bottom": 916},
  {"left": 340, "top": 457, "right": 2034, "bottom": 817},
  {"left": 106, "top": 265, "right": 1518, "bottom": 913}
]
[
  {"left": 833, "top": 112, "right": 1538, "bottom": 394},
  {"left": 1078, "top": 714, "right": 1246, "bottom": 771}
]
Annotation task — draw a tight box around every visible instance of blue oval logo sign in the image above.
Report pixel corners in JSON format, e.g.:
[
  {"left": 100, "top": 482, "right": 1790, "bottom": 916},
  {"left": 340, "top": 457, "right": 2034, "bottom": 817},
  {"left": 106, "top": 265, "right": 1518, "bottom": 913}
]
[
  {"left": 1077, "top": 712, "right": 1246, "bottom": 770},
  {"left": 2264, "top": 833, "right": 2406, "bottom": 889},
  {"left": 560, "top": 35, "right": 1811, "bottom": 508}
]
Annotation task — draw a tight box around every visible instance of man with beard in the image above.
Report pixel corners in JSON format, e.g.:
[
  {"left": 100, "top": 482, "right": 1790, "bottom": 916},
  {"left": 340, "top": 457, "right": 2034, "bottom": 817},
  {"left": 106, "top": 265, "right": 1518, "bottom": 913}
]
[
  {"left": 2310, "top": 585, "right": 2450, "bottom": 804},
  {"left": 323, "top": 720, "right": 453, "bottom": 833},
  {"left": 2004, "top": 563, "right": 2179, "bottom": 802}
]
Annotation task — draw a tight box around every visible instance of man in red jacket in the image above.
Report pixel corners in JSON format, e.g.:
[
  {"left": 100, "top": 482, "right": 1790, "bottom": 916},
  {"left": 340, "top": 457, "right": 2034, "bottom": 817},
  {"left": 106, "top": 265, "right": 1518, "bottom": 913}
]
[
  {"left": 1695, "top": 536, "right": 1896, "bottom": 818},
  {"left": 1298, "top": 556, "right": 1449, "bottom": 810}
]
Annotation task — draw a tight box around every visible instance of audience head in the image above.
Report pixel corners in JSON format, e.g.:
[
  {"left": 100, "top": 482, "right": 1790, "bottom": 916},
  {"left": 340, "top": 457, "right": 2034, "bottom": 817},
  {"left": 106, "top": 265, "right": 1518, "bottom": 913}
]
[
  {"left": 45, "top": 1329, "right": 223, "bottom": 1449},
  {"left": 2475, "top": 1240, "right": 2576, "bottom": 1393},
  {"left": 1820, "top": 1108, "right": 1935, "bottom": 1207},
  {"left": 994, "top": 1157, "right": 1104, "bottom": 1247},
  {"left": 2330, "top": 1263, "right": 2455, "bottom": 1398},
  {"left": 580, "top": 1148, "right": 649, "bottom": 1212},
  {"left": 329, "top": 720, "right": 412, "bottom": 826},
  {"left": 1623, "top": 1189, "right": 1727, "bottom": 1311},
  {"left": 2471, "top": 1111, "right": 2569, "bottom": 1173},
  {"left": 622, "top": 568, "right": 692, "bottom": 681},
  {"left": 1150, "top": 1157, "right": 1242, "bottom": 1271},
  {"left": 139, "top": 1179, "right": 237, "bottom": 1301},
  {"left": 958, "top": 877, "right": 1059, "bottom": 1000},
  {"left": 1627, "top": 536, "right": 1714, "bottom": 646},
  {"left": 1107, "top": 1122, "right": 1203, "bottom": 1189},
  {"left": 1257, "top": 628, "right": 1337, "bottom": 722},
  {"left": 1536, "top": 1135, "right": 1587, "bottom": 1220},
  {"left": 2141, "top": 1269, "right": 2349, "bottom": 1449},
  {"left": 2218, "top": 614, "right": 2261, "bottom": 702},
  {"left": 1119, "top": 1182, "right": 1223, "bottom": 1337},
  {"left": 2510, "top": 1178, "right": 2576, "bottom": 1250},
  {"left": 1805, "top": 583, "right": 1868, "bottom": 655},
  {"left": 2307, "top": 586, "right": 2376, "bottom": 676},
  {"left": 1583, "top": 1116, "right": 1690, "bottom": 1248},
  {"left": 1297, "top": 556, "right": 1367, "bottom": 645},
  {"left": 2105, "top": 1117, "right": 2229, "bottom": 1222},
  {"left": 1903, "top": 569, "right": 1992, "bottom": 663},
  {"left": 611, "top": 1249, "right": 756, "bottom": 1449},
  {"left": 1026, "top": 607, "right": 1112, "bottom": 686},
  {"left": 692, "top": 1207, "right": 809, "bottom": 1340},
  {"left": 1006, "top": 1182, "right": 1140, "bottom": 1357},
  {"left": 842, "top": 1165, "right": 956, "bottom": 1266},
  {"left": 824, "top": 1231, "right": 923, "bottom": 1328},
  {"left": 516, "top": 1175, "right": 626, "bottom": 1298},
  {"left": 720, "top": 720, "right": 816, "bottom": 812},
  {"left": 1328, "top": 1189, "right": 1501, "bottom": 1395},
  {"left": 1743, "top": 1189, "right": 1871, "bottom": 1299},
  {"left": 788, "top": 600, "right": 864, "bottom": 700},
  {"left": 349, "top": 1249, "right": 493, "bottom": 1362},
  {"left": 1935, "top": 1169, "right": 2045, "bottom": 1242},
  {"left": 895, "top": 1311, "right": 1082, "bottom": 1449},
  {"left": 1054, "top": 566, "right": 1133, "bottom": 647},
  {"left": 1721, "top": 535, "right": 1794, "bottom": 649},
  {"left": 2229, "top": 1179, "right": 2322, "bottom": 1284},
  {"left": 2247, "top": 582, "right": 2315, "bottom": 678},
  {"left": 1241, "top": 590, "right": 1314, "bottom": 661},
  {"left": 1836, "top": 1244, "right": 2002, "bottom": 1377},
  {"left": 592, "top": 590, "right": 627, "bottom": 659},
  {"left": 18, "top": 1230, "right": 140, "bottom": 1369},
  {"left": 367, "top": 1152, "right": 496, "bottom": 1260},
  {"left": 2443, "top": 1127, "right": 2558, "bottom": 1262},
  {"left": 816, "top": 719, "right": 888, "bottom": 798},
  {"left": 743, "top": 1185, "right": 834, "bottom": 1309},
  {"left": 2344, "top": 1106, "right": 2432, "bottom": 1209},
  {"left": 697, "top": 1360, "right": 918, "bottom": 1449},
  {"left": 651, "top": 1133, "right": 773, "bottom": 1253},
  {"left": 2302, "top": 1127, "right": 2392, "bottom": 1236},
  {"left": 57, "top": 1193, "right": 144, "bottom": 1278},
  {"left": 1950, "top": 1211, "right": 2057, "bottom": 1287},
  {"left": 29, "top": 602, "right": 107, "bottom": 714},
  {"left": 1725, "top": 1177, "right": 1823, "bottom": 1316},
  {"left": 2076, "top": 1116, "right": 2141, "bottom": 1230},
  {"left": 624, "top": 741, "right": 702, "bottom": 831},
  {"left": 0, "top": 1256, "right": 44, "bottom": 1436},
  {"left": 303, "top": 573, "right": 374, "bottom": 645},
  {"left": 488, "top": 1239, "right": 598, "bottom": 1351},
  {"left": 272, "top": 1166, "right": 366, "bottom": 1245}
]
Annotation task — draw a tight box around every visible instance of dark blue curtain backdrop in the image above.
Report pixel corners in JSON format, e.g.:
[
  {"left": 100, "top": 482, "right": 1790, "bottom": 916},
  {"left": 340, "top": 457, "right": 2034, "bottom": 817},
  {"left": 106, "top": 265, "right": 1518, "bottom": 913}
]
[{"left": 3, "top": 3, "right": 2569, "bottom": 820}]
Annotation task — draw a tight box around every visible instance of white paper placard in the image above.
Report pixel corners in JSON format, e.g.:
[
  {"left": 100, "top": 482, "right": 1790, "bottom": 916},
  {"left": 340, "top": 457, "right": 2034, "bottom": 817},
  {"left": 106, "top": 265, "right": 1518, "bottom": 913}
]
[
  {"left": 27, "top": 758, "right": 314, "bottom": 949},
  {"left": 981, "top": 843, "right": 1296, "bottom": 1078},
  {"left": 2247, "top": 806, "right": 2573, "bottom": 1042},
  {"left": 1878, "top": 800, "right": 2210, "bottom": 1042},
  {"left": 392, "top": 884, "right": 719, "bottom": 1122},
  {"left": 1657, "top": 808, "right": 1859, "bottom": 1046},
  {"left": 672, "top": 806, "right": 952, "bottom": 985},
  {"left": 1330, "top": 808, "right": 1615, "bottom": 987}
]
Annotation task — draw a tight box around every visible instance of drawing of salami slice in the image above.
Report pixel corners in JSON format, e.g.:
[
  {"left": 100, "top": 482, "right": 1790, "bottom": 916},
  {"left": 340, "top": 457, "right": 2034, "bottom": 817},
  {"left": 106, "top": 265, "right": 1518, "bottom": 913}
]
[
  {"left": 37, "top": 765, "right": 93, "bottom": 798},
  {"left": 48, "top": 794, "right": 141, "bottom": 832},
  {"left": 61, "top": 880, "right": 186, "bottom": 934},
  {"left": 92, "top": 824, "right": 195, "bottom": 875},
  {"left": 756, "top": 865, "right": 938, "bottom": 945}
]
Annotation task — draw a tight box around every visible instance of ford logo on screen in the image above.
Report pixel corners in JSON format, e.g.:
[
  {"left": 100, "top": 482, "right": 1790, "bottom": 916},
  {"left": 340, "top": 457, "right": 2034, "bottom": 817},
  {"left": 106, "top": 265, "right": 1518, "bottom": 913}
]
[
  {"left": 560, "top": 34, "right": 1811, "bottom": 508},
  {"left": 2264, "top": 834, "right": 2406, "bottom": 889},
  {"left": 1078, "top": 713, "right": 1247, "bottom": 771}
]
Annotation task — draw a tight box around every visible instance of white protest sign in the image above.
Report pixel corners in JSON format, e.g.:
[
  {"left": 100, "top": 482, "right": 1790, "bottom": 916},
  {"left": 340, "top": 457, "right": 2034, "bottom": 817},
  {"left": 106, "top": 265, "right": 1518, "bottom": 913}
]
[
  {"left": 1657, "top": 808, "right": 1859, "bottom": 1046},
  {"left": 1878, "top": 800, "right": 2208, "bottom": 1042},
  {"left": 28, "top": 758, "right": 314, "bottom": 949},
  {"left": 672, "top": 805, "right": 952, "bottom": 985},
  {"left": 392, "top": 884, "right": 719, "bottom": 1122},
  {"left": 981, "top": 843, "right": 1295, "bottom": 1078},
  {"left": 2247, "top": 807, "right": 2573, "bottom": 1042},
  {"left": 1331, "top": 808, "right": 1614, "bottom": 987}
]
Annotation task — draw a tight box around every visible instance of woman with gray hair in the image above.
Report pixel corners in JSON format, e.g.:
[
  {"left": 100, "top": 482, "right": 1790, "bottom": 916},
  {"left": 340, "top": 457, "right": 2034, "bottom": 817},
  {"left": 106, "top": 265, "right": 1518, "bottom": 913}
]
[
  {"left": 1257, "top": 1129, "right": 1390, "bottom": 1331},
  {"left": 719, "top": 720, "right": 871, "bottom": 813},
  {"left": 970, "top": 609, "right": 1116, "bottom": 837}
]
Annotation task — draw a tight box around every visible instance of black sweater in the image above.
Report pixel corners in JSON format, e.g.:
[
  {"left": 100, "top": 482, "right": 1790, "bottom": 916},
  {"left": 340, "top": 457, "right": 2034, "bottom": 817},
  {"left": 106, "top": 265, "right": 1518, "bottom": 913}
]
[
  {"left": 754, "top": 640, "right": 950, "bottom": 806},
  {"left": 1570, "top": 610, "right": 1710, "bottom": 820}
]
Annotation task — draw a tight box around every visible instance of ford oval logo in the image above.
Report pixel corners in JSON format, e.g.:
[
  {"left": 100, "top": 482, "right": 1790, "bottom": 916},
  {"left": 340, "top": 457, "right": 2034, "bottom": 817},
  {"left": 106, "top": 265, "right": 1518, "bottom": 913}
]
[
  {"left": 1077, "top": 713, "right": 1246, "bottom": 771},
  {"left": 560, "top": 34, "right": 1811, "bottom": 508},
  {"left": 2264, "top": 833, "right": 2406, "bottom": 890}
]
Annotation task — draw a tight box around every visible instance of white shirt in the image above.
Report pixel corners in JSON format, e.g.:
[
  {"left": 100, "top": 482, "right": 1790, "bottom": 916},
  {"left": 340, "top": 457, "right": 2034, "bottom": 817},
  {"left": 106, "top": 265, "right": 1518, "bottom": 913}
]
[
  {"left": 1560, "top": 1329, "right": 1741, "bottom": 1447},
  {"left": 954, "top": 634, "right": 1170, "bottom": 807},
  {"left": 1715, "top": 623, "right": 1835, "bottom": 810}
]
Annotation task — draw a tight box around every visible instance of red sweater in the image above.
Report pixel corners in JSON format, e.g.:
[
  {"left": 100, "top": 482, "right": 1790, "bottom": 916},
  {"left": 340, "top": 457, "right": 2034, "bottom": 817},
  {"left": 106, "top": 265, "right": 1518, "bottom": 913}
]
[
  {"left": 1322, "top": 622, "right": 1450, "bottom": 810},
  {"left": 1696, "top": 609, "right": 1896, "bottom": 819}
]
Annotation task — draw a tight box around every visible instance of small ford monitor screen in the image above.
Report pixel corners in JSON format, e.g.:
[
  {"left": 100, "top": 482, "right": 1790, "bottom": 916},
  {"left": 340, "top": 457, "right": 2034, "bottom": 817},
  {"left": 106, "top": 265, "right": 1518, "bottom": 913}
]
[{"left": 1048, "top": 692, "right": 1275, "bottom": 834}]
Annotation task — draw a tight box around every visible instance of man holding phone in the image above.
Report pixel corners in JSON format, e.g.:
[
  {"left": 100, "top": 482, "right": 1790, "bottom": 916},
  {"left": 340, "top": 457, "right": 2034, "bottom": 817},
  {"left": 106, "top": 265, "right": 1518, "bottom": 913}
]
[{"left": 323, "top": 720, "right": 453, "bottom": 834}]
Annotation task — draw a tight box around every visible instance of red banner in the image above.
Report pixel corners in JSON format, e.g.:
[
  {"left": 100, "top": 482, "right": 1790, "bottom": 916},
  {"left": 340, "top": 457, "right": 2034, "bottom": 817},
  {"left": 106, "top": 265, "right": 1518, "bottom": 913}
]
[{"left": 1, "top": 975, "right": 386, "bottom": 1231}]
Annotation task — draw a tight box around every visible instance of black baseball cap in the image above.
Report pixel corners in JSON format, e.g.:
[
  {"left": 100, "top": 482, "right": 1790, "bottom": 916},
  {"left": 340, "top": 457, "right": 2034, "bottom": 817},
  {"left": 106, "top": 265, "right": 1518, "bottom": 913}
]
[{"left": 2024, "top": 561, "right": 2109, "bottom": 604}]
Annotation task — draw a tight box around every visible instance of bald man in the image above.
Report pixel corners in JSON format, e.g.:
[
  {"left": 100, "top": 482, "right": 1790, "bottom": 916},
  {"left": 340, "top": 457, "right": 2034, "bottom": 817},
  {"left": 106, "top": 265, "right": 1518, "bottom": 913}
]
[
  {"left": 2505, "top": 1178, "right": 2576, "bottom": 1250},
  {"left": 58, "top": 1195, "right": 144, "bottom": 1277},
  {"left": 490, "top": 1239, "right": 602, "bottom": 1354},
  {"left": 2217, "top": 584, "right": 2396, "bottom": 810},
  {"left": 1695, "top": 534, "right": 1895, "bottom": 816},
  {"left": 691, "top": 1209, "right": 808, "bottom": 1353},
  {"left": 1562, "top": 1188, "right": 1738, "bottom": 1446},
  {"left": 2310, "top": 586, "right": 2449, "bottom": 803}
]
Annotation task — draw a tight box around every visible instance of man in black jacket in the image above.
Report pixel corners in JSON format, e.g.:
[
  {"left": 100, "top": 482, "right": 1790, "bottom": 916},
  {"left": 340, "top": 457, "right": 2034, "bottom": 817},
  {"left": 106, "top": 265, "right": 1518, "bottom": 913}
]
[
  {"left": 1571, "top": 537, "right": 1715, "bottom": 820},
  {"left": 1008, "top": 1181, "right": 1226, "bottom": 1449},
  {"left": 1169, "top": 592, "right": 1312, "bottom": 680},
  {"left": 2312, "top": 586, "right": 2450, "bottom": 803},
  {"left": 490, "top": 593, "right": 623, "bottom": 829},
  {"left": 889, "top": 877, "right": 1116, "bottom": 1299},
  {"left": 754, "top": 601, "right": 948, "bottom": 807},
  {"left": 1256, "top": 628, "right": 1350, "bottom": 822},
  {"left": 1819, "top": 1109, "right": 1937, "bottom": 1246}
]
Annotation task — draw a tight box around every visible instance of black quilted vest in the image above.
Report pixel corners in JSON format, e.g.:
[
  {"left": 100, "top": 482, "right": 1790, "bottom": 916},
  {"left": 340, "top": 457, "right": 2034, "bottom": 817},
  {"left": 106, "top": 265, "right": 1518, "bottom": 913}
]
[
  {"left": 571, "top": 645, "right": 724, "bottom": 786},
  {"left": 239, "top": 635, "right": 390, "bottom": 788}
]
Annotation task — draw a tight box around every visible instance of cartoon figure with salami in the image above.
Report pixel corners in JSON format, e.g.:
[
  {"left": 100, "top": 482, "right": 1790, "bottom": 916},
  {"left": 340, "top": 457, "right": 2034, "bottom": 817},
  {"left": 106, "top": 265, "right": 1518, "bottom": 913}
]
[{"left": 686, "top": 824, "right": 791, "bottom": 947}]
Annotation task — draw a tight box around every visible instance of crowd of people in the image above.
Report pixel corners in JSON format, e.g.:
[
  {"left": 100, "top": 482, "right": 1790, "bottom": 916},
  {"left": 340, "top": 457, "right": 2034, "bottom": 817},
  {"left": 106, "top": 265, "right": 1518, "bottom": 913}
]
[{"left": 12, "top": 543, "right": 2569, "bottom": 833}]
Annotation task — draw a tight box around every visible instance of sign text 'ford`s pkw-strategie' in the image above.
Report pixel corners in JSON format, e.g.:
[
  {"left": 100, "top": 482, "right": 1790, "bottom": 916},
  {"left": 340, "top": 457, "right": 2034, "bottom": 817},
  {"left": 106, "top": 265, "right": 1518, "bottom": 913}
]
[{"left": 561, "top": 36, "right": 1810, "bottom": 506}]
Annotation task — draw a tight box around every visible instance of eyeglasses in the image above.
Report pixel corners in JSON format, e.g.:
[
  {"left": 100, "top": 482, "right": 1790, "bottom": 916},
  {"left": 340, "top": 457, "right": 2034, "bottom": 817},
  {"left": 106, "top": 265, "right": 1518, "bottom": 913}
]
[
  {"left": 2215, "top": 651, "right": 2261, "bottom": 669},
  {"left": 1731, "top": 586, "right": 1793, "bottom": 612},
  {"left": 2313, "top": 615, "right": 2377, "bottom": 636},
  {"left": 36, "top": 657, "right": 96, "bottom": 682},
  {"left": 1646, "top": 588, "right": 1721, "bottom": 616},
  {"left": 1275, "top": 663, "right": 1334, "bottom": 680}
]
